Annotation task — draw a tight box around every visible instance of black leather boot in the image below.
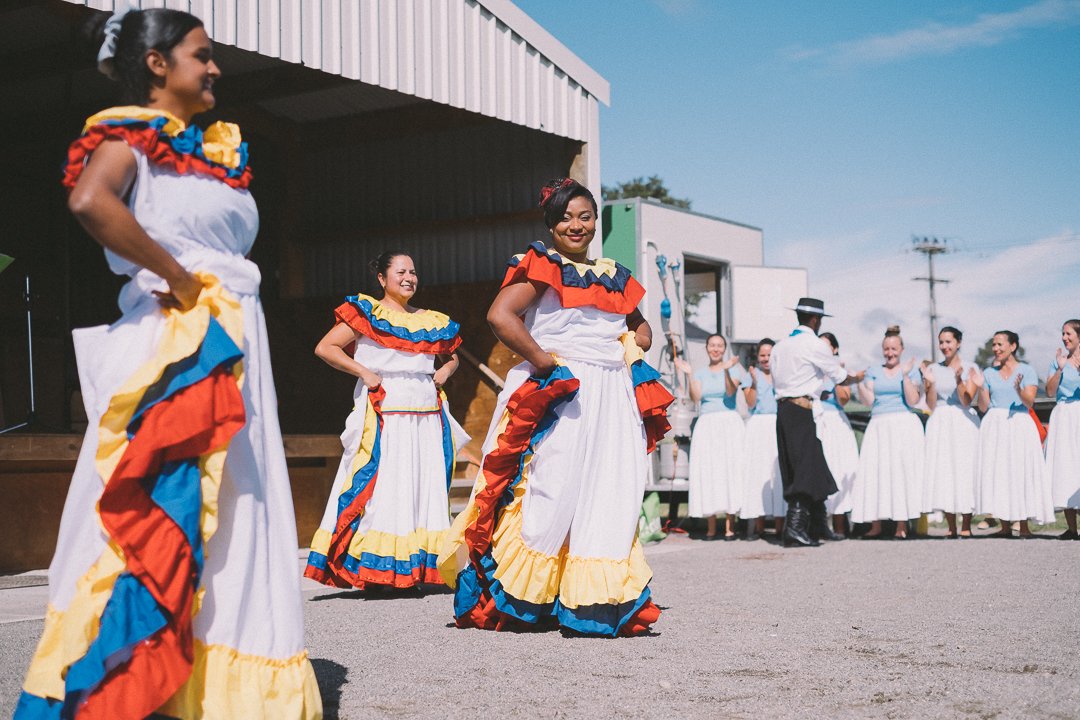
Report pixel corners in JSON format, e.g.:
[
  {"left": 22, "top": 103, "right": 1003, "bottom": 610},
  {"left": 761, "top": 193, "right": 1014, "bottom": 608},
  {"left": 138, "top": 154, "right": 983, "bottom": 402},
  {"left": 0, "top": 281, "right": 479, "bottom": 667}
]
[
  {"left": 810, "top": 500, "right": 844, "bottom": 541},
  {"left": 783, "top": 499, "right": 819, "bottom": 547}
]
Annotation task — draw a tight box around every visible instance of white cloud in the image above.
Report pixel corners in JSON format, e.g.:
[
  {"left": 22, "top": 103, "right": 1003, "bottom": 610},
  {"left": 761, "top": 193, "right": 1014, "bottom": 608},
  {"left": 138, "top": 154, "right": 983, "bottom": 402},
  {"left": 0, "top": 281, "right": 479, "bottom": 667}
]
[
  {"left": 793, "top": 232, "right": 1079, "bottom": 379},
  {"left": 786, "top": 0, "right": 1080, "bottom": 66}
]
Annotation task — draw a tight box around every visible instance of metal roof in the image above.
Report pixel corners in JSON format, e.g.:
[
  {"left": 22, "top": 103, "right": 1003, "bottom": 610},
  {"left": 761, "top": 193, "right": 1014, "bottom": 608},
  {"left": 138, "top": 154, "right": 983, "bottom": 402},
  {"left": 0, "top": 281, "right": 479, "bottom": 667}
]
[{"left": 66, "top": 0, "right": 610, "bottom": 142}]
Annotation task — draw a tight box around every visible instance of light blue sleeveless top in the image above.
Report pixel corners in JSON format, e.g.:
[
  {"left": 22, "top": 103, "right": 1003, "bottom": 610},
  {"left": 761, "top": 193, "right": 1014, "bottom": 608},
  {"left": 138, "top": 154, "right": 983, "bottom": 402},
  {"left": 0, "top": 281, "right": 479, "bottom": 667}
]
[
  {"left": 696, "top": 366, "right": 749, "bottom": 414},
  {"left": 867, "top": 364, "right": 921, "bottom": 416},
  {"left": 984, "top": 362, "right": 1038, "bottom": 412},
  {"left": 749, "top": 370, "right": 777, "bottom": 415},
  {"left": 1049, "top": 358, "right": 1080, "bottom": 403}
]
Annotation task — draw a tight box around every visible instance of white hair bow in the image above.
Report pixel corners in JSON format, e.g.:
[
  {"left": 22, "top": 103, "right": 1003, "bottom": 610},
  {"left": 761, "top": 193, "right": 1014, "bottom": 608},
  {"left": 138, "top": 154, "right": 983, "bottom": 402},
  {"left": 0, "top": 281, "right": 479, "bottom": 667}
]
[{"left": 97, "top": 4, "right": 136, "bottom": 80}]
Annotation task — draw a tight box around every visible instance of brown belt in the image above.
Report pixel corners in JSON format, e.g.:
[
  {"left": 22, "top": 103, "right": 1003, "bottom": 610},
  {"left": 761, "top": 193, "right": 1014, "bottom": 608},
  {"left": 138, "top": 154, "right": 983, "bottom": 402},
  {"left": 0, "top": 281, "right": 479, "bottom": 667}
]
[{"left": 778, "top": 396, "right": 814, "bottom": 410}]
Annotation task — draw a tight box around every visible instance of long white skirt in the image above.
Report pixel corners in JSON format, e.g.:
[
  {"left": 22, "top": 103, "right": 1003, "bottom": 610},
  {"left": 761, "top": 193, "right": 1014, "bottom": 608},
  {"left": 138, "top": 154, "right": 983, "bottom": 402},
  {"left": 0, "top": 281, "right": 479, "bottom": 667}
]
[
  {"left": 1047, "top": 401, "right": 1080, "bottom": 509},
  {"left": 307, "top": 374, "right": 464, "bottom": 587},
  {"left": 923, "top": 404, "right": 980, "bottom": 514},
  {"left": 976, "top": 408, "right": 1055, "bottom": 522},
  {"left": 850, "top": 412, "right": 925, "bottom": 522},
  {"left": 688, "top": 411, "right": 745, "bottom": 517},
  {"left": 820, "top": 409, "right": 859, "bottom": 515},
  {"left": 34, "top": 289, "right": 319, "bottom": 716},
  {"left": 741, "top": 414, "right": 784, "bottom": 518}
]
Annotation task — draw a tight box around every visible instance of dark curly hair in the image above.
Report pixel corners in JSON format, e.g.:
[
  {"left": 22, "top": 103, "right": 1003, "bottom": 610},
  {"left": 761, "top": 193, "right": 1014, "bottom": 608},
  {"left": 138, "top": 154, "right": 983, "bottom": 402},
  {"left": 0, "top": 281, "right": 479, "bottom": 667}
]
[
  {"left": 85, "top": 9, "right": 204, "bottom": 104},
  {"left": 538, "top": 178, "right": 598, "bottom": 229}
]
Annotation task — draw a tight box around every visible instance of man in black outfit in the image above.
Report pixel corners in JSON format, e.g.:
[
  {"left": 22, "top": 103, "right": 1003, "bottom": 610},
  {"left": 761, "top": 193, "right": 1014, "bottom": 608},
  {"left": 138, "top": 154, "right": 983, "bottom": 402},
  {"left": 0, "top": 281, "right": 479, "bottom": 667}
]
[{"left": 769, "top": 299, "right": 864, "bottom": 547}]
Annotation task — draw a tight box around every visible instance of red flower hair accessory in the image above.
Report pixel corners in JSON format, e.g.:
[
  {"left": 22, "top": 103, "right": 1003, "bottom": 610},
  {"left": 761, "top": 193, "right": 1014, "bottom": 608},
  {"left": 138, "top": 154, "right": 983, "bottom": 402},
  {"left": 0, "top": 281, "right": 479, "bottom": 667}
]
[{"left": 538, "top": 178, "right": 577, "bottom": 207}]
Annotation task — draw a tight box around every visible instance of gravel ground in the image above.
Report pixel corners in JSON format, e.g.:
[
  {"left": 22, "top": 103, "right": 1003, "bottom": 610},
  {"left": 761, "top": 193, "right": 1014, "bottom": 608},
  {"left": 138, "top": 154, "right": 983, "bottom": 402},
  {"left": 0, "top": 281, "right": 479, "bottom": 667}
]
[{"left": 2, "top": 532, "right": 1077, "bottom": 719}]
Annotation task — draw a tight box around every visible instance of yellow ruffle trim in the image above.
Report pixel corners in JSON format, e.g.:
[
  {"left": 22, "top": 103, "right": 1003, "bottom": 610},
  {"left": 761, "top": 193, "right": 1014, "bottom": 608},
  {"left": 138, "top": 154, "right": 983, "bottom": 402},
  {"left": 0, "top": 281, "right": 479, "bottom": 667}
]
[
  {"left": 83, "top": 106, "right": 245, "bottom": 170},
  {"left": 346, "top": 526, "right": 446, "bottom": 562},
  {"left": 490, "top": 495, "right": 652, "bottom": 609},
  {"left": 352, "top": 292, "right": 454, "bottom": 333},
  {"left": 24, "top": 615, "right": 323, "bottom": 720},
  {"left": 159, "top": 641, "right": 323, "bottom": 720}
]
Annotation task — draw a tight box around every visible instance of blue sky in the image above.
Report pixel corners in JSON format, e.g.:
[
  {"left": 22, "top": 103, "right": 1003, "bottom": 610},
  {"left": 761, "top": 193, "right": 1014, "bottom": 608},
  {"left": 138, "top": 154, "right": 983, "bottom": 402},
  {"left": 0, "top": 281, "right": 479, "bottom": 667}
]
[{"left": 514, "top": 0, "right": 1080, "bottom": 371}]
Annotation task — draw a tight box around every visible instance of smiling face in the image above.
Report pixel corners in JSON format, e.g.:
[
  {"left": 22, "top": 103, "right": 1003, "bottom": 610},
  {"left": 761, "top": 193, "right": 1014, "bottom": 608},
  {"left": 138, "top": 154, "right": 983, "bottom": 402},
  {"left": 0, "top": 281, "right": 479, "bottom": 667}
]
[
  {"left": 756, "top": 344, "right": 773, "bottom": 373},
  {"left": 549, "top": 195, "right": 596, "bottom": 261},
  {"left": 706, "top": 335, "right": 727, "bottom": 364},
  {"left": 992, "top": 333, "right": 1016, "bottom": 364},
  {"left": 153, "top": 26, "right": 220, "bottom": 117},
  {"left": 938, "top": 330, "right": 960, "bottom": 362},
  {"left": 1063, "top": 323, "right": 1079, "bottom": 353},
  {"left": 378, "top": 255, "right": 418, "bottom": 303},
  {"left": 882, "top": 336, "right": 903, "bottom": 366}
]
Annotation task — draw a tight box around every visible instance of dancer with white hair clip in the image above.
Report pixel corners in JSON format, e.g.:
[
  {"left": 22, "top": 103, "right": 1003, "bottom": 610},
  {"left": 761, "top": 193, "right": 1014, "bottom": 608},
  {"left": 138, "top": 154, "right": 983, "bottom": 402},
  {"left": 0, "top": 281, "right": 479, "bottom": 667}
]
[{"left": 15, "top": 8, "right": 321, "bottom": 717}]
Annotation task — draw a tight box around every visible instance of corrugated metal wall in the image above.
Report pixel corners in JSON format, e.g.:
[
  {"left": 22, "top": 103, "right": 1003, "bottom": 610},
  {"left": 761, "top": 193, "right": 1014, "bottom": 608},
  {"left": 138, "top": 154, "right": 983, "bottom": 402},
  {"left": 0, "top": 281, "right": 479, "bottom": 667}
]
[
  {"left": 302, "top": 121, "right": 578, "bottom": 294},
  {"left": 71, "top": 0, "right": 598, "bottom": 142}
]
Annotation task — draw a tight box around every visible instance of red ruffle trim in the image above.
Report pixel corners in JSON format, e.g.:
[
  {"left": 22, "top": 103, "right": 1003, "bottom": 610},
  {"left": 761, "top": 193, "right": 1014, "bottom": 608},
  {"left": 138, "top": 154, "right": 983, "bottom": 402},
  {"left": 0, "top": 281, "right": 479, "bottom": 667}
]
[
  {"left": 635, "top": 380, "right": 674, "bottom": 454},
  {"left": 502, "top": 251, "right": 645, "bottom": 315},
  {"left": 334, "top": 302, "right": 462, "bottom": 356},
  {"left": 63, "top": 124, "right": 252, "bottom": 192}
]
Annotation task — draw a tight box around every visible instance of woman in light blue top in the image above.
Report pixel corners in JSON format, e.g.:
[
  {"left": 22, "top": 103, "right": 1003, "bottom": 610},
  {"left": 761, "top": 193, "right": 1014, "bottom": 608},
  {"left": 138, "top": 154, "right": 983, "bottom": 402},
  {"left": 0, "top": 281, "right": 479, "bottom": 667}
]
[
  {"left": 676, "top": 334, "right": 749, "bottom": 540},
  {"left": 851, "top": 325, "right": 925, "bottom": 539},
  {"left": 818, "top": 333, "right": 859, "bottom": 538},
  {"left": 741, "top": 338, "right": 785, "bottom": 540},
  {"left": 1044, "top": 319, "right": 1080, "bottom": 538},
  {"left": 922, "top": 326, "right": 980, "bottom": 538},
  {"left": 971, "top": 330, "right": 1054, "bottom": 537}
]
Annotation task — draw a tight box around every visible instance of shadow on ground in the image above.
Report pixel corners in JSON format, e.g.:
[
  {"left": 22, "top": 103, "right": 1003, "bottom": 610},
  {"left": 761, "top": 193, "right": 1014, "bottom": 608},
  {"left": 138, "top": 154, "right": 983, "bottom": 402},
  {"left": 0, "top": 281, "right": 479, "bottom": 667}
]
[{"left": 311, "top": 658, "right": 347, "bottom": 720}]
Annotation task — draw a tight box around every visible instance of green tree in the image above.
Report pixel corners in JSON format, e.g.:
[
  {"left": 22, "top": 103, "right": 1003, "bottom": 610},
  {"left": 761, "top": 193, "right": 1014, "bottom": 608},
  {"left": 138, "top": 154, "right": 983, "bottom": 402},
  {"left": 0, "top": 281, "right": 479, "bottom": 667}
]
[
  {"left": 974, "top": 336, "right": 1026, "bottom": 368},
  {"left": 602, "top": 175, "right": 692, "bottom": 209}
]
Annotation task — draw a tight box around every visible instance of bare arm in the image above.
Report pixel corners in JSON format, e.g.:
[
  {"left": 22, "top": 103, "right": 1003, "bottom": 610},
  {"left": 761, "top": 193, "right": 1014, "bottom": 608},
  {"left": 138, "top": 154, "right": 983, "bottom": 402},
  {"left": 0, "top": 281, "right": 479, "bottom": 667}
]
[
  {"left": 834, "top": 384, "right": 852, "bottom": 406},
  {"left": 486, "top": 280, "right": 556, "bottom": 377},
  {"left": 1046, "top": 350, "right": 1067, "bottom": 397},
  {"left": 723, "top": 359, "right": 741, "bottom": 396},
  {"left": 923, "top": 366, "right": 937, "bottom": 412},
  {"left": 743, "top": 367, "right": 758, "bottom": 410},
  {"left": 68, "top": 140, "right": 202, "bottom": 310},
  {"left": 314, "top": 322, "right": 382, "bottom": 388},
  {"left": 971, "top": 368, "right": 988, "bottom": 413},
  {"left": 626, "top": 308, "right": 652, "bottom": 351},
  {"left": 859, "top": 380, "right": 875, "bottom": 407},
  {"left": 902, "top": 375, "right": 922, "bottom": 407},
  {"left": 674, "top": 357, "right": 701, "bottom": 402},
  {"left": 433, "top": 352, "right": 460, "bottom": 388}
]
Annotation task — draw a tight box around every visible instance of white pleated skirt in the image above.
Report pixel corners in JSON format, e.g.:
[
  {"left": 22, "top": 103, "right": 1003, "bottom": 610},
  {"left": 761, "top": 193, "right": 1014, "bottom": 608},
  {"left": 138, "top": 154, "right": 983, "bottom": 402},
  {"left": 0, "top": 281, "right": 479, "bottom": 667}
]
[
  {"left": 688, "top": 410, "right": 745, "bottom": 517},
  {"left": 850, "top": 412, "right": 925, "bottom": 522},
  {"left": 741, "top": 414, "right": 784, "bottom": 518},
  {"left": 922, "top": 404, "right": 980, "bottom": 514},
  {"left": 1047, "top": 401, "right": 1080, "bottom": 509},
  {"left": 820, "top": 409, "right": 859, "bottom": 515},
  {"left": 976, "top": 408, "right": 1055, "bottom": 522}
]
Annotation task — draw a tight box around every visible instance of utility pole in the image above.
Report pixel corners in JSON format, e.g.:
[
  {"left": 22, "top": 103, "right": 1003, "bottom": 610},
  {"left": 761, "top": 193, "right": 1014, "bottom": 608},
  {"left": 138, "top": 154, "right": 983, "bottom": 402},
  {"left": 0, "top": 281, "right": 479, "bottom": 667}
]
[{"left": 912, "top": 236, "right": 950, "bottom": 362}]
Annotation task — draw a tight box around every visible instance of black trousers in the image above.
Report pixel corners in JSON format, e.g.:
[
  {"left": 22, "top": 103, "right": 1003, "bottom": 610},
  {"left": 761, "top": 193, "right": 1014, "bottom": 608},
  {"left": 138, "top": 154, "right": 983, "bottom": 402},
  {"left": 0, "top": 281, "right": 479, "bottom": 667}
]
[{"left": 776, "top": 401, "right": 837, "bottom": 503}]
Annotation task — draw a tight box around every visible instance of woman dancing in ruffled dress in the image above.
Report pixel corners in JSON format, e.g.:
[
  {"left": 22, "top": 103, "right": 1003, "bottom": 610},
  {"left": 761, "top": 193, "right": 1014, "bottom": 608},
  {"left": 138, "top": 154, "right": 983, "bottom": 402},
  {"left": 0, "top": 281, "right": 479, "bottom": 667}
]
[
  {"left": 16, "top": 8, "right": 320, "bottom": 718},
  {"left": 304, "top": 251, "right": 466, "bottom": 589},
  {"left": 438, "top": 178, "right": 671, "bottom": 637}
]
